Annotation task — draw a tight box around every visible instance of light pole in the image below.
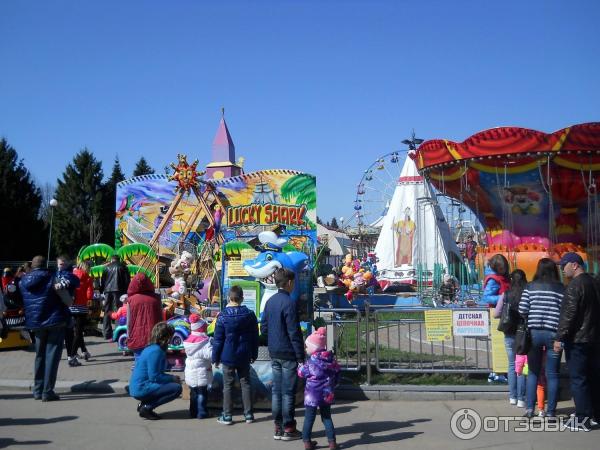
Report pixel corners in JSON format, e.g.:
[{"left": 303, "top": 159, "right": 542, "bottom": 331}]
[{"left": 47, "top": 199, "right": 58, "bottom": 267}]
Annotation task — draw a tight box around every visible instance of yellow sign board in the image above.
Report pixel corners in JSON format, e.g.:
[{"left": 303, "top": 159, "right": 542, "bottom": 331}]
[
  {"left": 227, "top": 260, "right": 247, "bottom": 277},
  {"left": 424, "top": 309, "right": 453, "bottom": 341},
  {"left": 489, "top": 308, "right": 508, "bottom": 373}
]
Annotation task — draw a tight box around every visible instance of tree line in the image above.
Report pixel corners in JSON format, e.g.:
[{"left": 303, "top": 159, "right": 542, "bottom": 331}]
[{"left": 0, "top": 137, "right": 155, "bottom": 260}]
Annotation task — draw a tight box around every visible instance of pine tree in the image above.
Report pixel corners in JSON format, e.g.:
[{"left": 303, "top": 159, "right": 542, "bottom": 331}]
[
  {"left": 132, "top": 157, "right": 155, "bottom": 176},
  {"left": 102, "top": 157, "right": 126, "bottom": 247},
  {"left": 53, "top": 149, "right": 105, "bottom": 256},
  {"left": 330, "top": 217, "right": 339, "bottom": 229},
  {"left": 317, "top": 216, "right": 323, "bottom": 225},
  {"left": 0, "top": 138, "right": 45, "bottom": 259}
]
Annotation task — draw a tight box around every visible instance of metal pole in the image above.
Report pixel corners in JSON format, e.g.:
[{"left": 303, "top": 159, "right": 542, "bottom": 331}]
[
  {"left": 365, "top": 300, "right": 371, "bottom": 385},
  {"left": 46, "top": 207, "right": 54, "bottom": 267}
]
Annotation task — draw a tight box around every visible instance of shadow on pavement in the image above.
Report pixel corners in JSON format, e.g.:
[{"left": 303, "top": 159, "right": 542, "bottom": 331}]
[
  {"left": 0, "top": 438, "right": 52, "bottom": 449},
  {"left": 315, "top": 419, "right": 429, "bottom": 448},
  {"left": 0, "top": 416, "right": 77, "bottom": 426}
]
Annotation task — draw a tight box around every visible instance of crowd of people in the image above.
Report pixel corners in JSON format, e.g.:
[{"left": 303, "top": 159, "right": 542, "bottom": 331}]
[
  {"left": 1, "top": 258, "right": 341, "bottom": 450},
  {"left": 3, "top": 249, "right": 599, "bottom": 443},
  {"left": 489, "top": 252, "right": 600, "bottom": 425},
  {"left": 128, "top": 267, "right": 341, "bottom": 450}
]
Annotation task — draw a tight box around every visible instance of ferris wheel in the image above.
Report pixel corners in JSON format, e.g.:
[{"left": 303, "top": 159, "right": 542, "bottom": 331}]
[
  {"left": 348, "top": 150, "right": 410, "bottom": 231},
  {"left": 347, "top": 147, "right": 480, "bottom": 241}
]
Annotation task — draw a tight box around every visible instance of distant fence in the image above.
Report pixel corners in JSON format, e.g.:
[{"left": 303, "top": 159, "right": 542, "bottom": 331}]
[{"left": 315, "top": 305, "right": 493, "bottom": 382}]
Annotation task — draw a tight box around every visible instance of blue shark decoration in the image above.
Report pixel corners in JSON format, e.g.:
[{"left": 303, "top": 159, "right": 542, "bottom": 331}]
[{"left": 243, "top": 231, "right": 309, "bottom": 314}]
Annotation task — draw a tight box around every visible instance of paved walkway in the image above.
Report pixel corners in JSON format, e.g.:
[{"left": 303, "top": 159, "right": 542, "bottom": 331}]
[
  {"left": 1, "top": 335, "right": 597, "bottom": 449},
  {"left": 1, "top": 390, "right": 596, "bottom": 450}
]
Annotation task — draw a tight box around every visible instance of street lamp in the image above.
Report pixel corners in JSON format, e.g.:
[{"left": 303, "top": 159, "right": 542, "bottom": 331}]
[{"left": 47, "top": 198, "right": 58, "bottom": 267}]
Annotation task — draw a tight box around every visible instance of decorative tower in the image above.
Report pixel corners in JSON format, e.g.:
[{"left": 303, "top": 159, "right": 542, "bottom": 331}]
[{"left": 205, "top": 108, "right": 242, "bottom": 179}]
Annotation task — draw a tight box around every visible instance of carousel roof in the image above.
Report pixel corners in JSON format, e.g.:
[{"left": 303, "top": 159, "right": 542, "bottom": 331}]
[{"left": 411, "top": 122, "right": 600, "bottom": 171}]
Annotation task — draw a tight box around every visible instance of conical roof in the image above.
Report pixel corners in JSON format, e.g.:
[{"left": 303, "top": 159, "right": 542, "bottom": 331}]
[
  {"left": 212, "top": 117, "right": 236, "bottom": 163},
  {"left": 373, "top": 157, "right": 461, "bottom": 281}
]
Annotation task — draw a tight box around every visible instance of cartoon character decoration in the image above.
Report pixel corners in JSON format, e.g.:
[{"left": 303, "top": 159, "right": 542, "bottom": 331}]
[
  {"left": 169, "top": 153, "right": 205, "bottom": 194},
  {"left": 205, "top": 204, "right": 223, "bottom": 242},
  {"left": 503, "top": 186, "right": 541, "bottom": 215},
  {"left": 242, "top": 231, "right": 309, "bottom": 315},
  {"left": 168, "top": 250, "right": 195, "bottom": 299},
  {"left": 394, "top": 207, "right": 415, "bottom": 266}
]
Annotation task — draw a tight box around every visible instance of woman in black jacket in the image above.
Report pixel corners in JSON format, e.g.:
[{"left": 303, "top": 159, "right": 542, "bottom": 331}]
[{"left": 494, "top": 269, "right": 527, "bottom": 407}]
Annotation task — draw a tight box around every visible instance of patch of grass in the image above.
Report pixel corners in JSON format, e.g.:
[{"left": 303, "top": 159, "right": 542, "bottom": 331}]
[{"left": 335, "top": 315, "right": 463, "bottom": 365}]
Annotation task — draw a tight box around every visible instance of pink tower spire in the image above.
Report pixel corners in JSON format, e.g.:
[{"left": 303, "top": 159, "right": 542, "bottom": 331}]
[{"left": 205, "top": 108, "right": 242, "bottom": 179}]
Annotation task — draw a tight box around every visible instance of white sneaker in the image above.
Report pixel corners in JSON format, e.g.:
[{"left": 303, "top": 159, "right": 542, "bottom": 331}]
[
  {"left": 509, "top": 398, "right": 517, "bottom": 405},
  {"left": 538, "top": 410, "right": 545, "bottom": 417},
  {"left": 517, "top": 400, "right": 526, "bottom": 408}
]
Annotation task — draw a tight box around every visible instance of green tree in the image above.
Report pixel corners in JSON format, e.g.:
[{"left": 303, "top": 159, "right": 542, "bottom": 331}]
[
  {"left": 103, "top": 157, "right": 126, "bottom": 247},
  {"left": 330, "top": 217, "right": 339, "bottom": 229},
  {"left": 53, "top": 149, "right": 105, "bottom": 256},
  {"left": 132, "top": 157, "right": 155, "bottom": 176},
  {"left": 0, "top": 138, "right": 45, "bottom": 259}
]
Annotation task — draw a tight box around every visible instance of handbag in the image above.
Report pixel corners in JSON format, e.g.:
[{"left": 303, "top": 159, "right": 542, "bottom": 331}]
[
  {"left": 514, "top": 316, "right": 531, "bottom": 355},
  {"left": 497, "top": 300, "right": 512, "bottom": 333}
]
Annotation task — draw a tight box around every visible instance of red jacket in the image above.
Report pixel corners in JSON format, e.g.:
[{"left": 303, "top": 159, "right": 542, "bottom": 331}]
[
  {"left": 126, "top": 273, "right": 163, "bottom": 351},
  {"left": 73, "top": 268, "right": 94, "bottom": 307}
]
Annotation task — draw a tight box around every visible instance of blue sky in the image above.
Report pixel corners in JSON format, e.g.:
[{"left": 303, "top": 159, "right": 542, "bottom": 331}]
[{"left": 1, "top": 0, "right": 599, "bottom": 223}]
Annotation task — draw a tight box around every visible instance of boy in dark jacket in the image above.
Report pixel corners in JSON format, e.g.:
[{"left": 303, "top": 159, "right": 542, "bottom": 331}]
[
  {"left": 212, "top": 285, "right": 259, "bottom": 425},
  {"left": 260, "top": 268, "right": 305, "bottom": 441}
]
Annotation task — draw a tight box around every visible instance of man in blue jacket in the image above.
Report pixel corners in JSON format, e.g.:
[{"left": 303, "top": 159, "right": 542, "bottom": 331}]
[
  {"left": 19, "top": 255, "right": 79, "bottom": 401},
  {"left": 212, "top": 285, "right": 259, "bottom": 425},
  {"left": 261, "top": 268, "right": 305, "bottom": 441}
]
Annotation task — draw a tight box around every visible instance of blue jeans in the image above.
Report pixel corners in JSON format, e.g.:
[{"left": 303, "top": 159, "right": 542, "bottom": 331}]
[
  {"left": 33, "top": 326, "right": 66, "bottom": 398},
  {"left": 527, "top": 329, "right": 561, "bottom": 414},
  {"left": 302, "top": 405, "right": 335, "bottom": 443},
  {"left": 189, "top": 385, "right": 209, "bottom": 419},
  {"left": 272, "top": 358, "right": 298, "bottom": 431},
  {"left": 504, "top": 335, "right": 525, "bottom": 401},
  {"left": 564, "top": 342, "right": 600, "bottom": 419},
  {"left": 138, "top": 382, "right": 182, "bottom": 411}
]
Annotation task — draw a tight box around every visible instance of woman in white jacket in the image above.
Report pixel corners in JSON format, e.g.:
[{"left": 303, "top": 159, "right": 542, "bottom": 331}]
[{"left": 183, "top": 314, "right": 213, "bottom": 419}]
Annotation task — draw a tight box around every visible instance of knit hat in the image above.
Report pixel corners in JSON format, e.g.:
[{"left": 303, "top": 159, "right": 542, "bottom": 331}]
[
  {"left": 189, "top": 314, "right": 207, "bottom": 332},
  {"left": 305, "top": 327, "right": 327, "bottom": 355}
]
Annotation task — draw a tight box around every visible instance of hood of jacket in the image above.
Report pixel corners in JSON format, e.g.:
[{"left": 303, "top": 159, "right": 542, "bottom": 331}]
[
  {"left": 308, "top": 350, "right": 338, "bottom": 369},
  {"left": 183, "top": 333, "right": 210, "bottom": 356},
  {"left": 127, "top": 273, "right": 155, "bottom": 296},
  {"left": 20, "top": 268, "right": 53, "bottom": 291}
]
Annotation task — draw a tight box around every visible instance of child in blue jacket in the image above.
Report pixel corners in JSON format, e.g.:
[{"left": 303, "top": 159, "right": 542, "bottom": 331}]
[{"left": 212, "top": 285, "right": 259, "bottom": 425}]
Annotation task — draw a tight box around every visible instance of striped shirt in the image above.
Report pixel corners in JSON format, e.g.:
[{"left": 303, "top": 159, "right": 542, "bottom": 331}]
[{"left": 518, "top": 282, "right": 564, "bottom": 332}]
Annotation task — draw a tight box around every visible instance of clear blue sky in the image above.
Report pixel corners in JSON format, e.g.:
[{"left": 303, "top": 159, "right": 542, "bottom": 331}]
[{"left": 1, "top": 0, "right": 599, "bottom": 223}]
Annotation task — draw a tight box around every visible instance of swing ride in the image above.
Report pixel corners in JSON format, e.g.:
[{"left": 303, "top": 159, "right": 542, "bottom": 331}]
[{"left": 412, "top": 122, "right": 600, "bottom": 278}]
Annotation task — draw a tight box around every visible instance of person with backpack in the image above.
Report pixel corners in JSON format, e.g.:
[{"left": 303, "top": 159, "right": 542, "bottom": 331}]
[{"left": 494, "top": 269, "right": 527, "bottom": 407}]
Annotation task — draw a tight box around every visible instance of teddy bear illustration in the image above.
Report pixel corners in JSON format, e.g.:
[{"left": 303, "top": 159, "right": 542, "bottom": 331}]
[
  {"left": 503, "top": 186, "right": 541, "bottom": 215},
  {"left": 168, "top": 251, "right": 194, "bottom": 299}
]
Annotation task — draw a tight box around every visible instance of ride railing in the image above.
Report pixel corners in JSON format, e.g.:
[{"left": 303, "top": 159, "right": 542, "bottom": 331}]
[
  {"left": 371, "top": 306, "right": 492, "bottom": 375},
  {"left": 314, "top": 307, "right": 362, "bottom": 372},
  {"left": 314, "top": 305, "right": 493, "bottom": 380}
]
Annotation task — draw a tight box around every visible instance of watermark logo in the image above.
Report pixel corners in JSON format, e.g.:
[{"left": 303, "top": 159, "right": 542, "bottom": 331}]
[
  {"left": 450, "top": 408, "right": 482, "bottom": 440},
  {"left": 450, "top": 409, "right": 591, "bottom": 439}
]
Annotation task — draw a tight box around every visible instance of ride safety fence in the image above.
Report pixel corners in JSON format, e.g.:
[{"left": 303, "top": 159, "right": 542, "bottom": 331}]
[{"left": 314, "top": 305, "right": 494, "bottom": 383}]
